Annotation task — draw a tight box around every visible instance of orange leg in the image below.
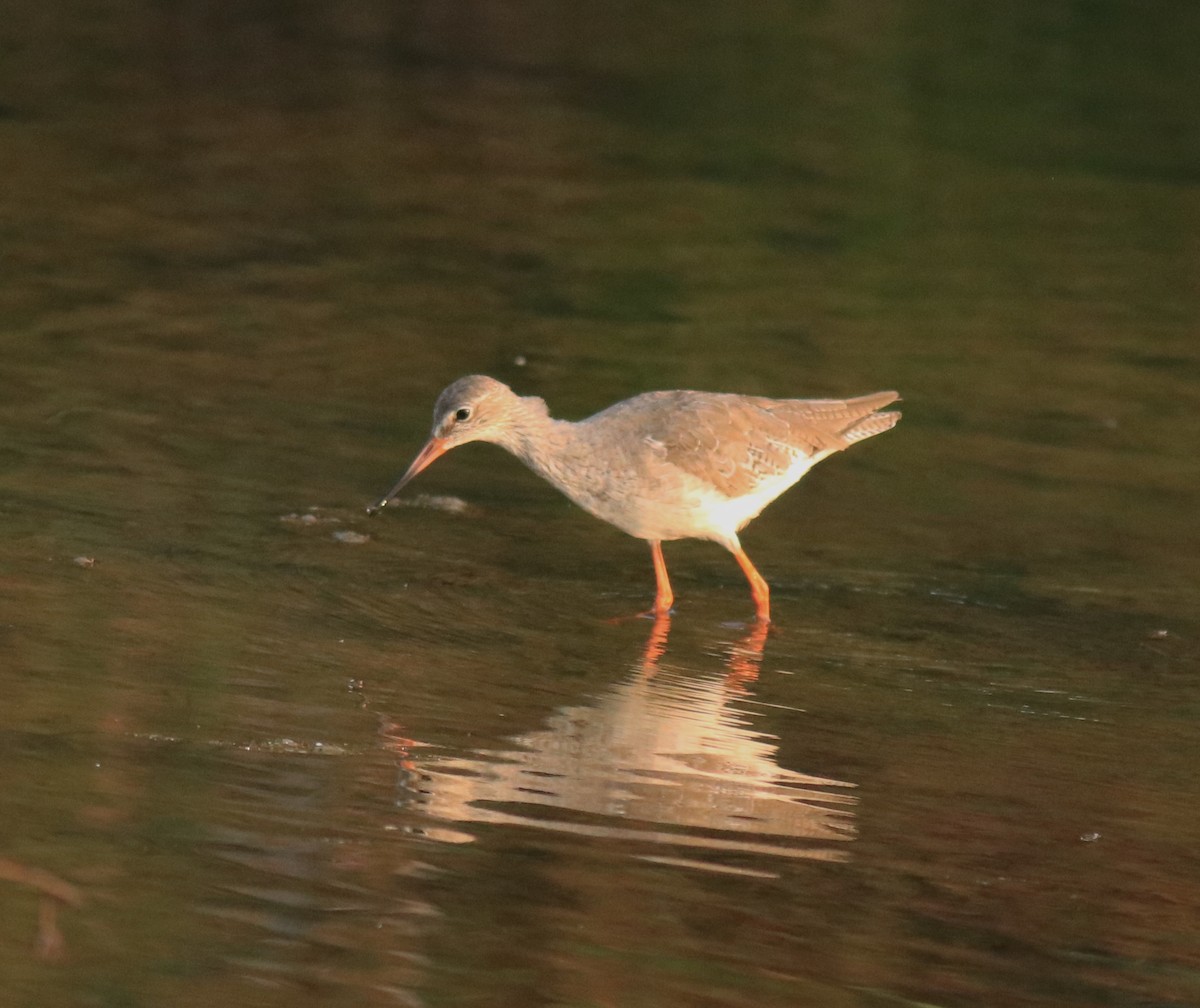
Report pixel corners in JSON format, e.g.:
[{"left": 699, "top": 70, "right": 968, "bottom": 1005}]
[
  {"left": 648, "top": 540, "right": 674, "bottom": 615},
  {"left": 731, "top": 546, "right": 771, "bottom": 623}
]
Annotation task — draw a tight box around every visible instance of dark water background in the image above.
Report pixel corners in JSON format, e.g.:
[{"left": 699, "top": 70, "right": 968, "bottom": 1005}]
[{"left": 2, "top": 2, "right": 1199, "bottom": 1006}]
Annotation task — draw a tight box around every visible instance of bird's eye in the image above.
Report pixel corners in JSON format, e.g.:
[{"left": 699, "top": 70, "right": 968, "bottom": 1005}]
[{"left": 454, "top": 407, "right": 472, "bottom": 422}]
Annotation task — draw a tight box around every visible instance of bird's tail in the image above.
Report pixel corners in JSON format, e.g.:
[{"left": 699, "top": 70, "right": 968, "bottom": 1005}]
[
  {"left": 842, "top": 408, "right": 901, "bottom": 443},
  {"left": 839, "top": 391, "right": 901, "bottom": 445}
]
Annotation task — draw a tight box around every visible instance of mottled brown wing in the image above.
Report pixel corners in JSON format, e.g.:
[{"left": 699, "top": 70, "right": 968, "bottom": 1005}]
[
  {"left": 772, "top": 391, "right": 902, "bottom": 451},
  {"left": 643, "top": 390, "right": 899, "bottom": 498}
]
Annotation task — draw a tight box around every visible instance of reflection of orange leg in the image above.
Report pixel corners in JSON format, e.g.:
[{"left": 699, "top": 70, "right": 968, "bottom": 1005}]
[
  {"left": 726, "top": 619, "right": 769, "bottom": 689},
  {"left": 638, "top": 613, "right": 672, "bottom": 678},
  {"left": 0, "top": 857, "right": 82, "bottom": 961},
  {"left": 379, "top": 720, "right": 418, "bottom": 771},
  {"left": 648, "top": 540, "right": 674, "bottom": 616},
  {"left": 731, "top": 546, "right": 771, "bottom": 623},
  {"left": 37, "top": 897, "right": 66, "bottom": 960}
]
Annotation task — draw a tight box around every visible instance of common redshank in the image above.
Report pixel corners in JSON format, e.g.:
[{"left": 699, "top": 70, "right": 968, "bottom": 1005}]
[{"left": 369, "top": 376, "right": 900, "bottom": 622}]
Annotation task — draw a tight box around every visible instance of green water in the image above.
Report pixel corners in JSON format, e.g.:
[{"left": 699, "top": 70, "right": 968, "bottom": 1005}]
[{"left": 2, "top": 2, "right": 1198, "bottom": 1006}]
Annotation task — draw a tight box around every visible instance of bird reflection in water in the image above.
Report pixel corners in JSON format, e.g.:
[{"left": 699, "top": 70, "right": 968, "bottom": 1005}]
[{"left": 383, "top": 617, "right": 857, "bottom": 869}]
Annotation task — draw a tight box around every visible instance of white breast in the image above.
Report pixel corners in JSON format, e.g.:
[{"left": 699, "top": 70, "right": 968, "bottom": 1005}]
[{"left": 699, "top": 448, "right": 834, "bottom": 543}]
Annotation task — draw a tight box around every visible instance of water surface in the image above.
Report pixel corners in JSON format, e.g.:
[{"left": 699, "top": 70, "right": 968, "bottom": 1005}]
[{"left": 2, "top": 2, "right": 1199, "bottom": 1006}]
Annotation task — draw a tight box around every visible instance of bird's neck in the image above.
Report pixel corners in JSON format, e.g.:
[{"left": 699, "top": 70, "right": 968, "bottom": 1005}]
[{"left": 493, "top": 398, "right": 580, "bottom": 485}]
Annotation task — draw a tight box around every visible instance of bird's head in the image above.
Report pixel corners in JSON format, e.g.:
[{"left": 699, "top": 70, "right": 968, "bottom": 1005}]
[{"left": 367, "top": 375, "right": 529, "bottom": 514}]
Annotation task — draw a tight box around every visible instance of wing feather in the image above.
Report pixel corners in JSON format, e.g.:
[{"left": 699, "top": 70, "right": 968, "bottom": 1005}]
[{"left": 630, "top": 390, "right": 899, "bottom": 498}]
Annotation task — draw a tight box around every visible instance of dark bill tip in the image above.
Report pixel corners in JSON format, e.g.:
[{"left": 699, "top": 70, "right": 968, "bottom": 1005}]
[
  {"left": 364, "top": 436, "right": 447, "bottom": 519},
  {"left": 366, "top": 489, "right": 401, "bottom": 516}
]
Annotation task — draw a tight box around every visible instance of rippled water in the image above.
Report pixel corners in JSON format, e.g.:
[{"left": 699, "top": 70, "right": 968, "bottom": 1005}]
[{"left": 3, "top": 2, "right": 1199, "bottom": 1006}]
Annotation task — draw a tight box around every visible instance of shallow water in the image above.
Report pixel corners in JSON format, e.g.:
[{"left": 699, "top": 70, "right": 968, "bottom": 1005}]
[{"left": 2, "top": 2, "right": 1199, "bottom": 1006}]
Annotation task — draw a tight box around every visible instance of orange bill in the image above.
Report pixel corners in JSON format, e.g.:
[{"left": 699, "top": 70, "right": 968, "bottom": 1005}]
[{"left": 366, "top": 436, "right": 448, "bottom": 514}]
